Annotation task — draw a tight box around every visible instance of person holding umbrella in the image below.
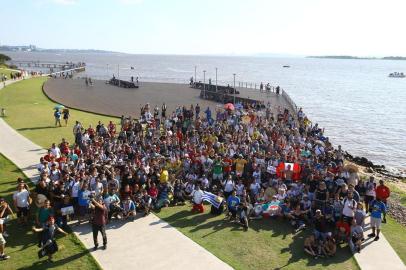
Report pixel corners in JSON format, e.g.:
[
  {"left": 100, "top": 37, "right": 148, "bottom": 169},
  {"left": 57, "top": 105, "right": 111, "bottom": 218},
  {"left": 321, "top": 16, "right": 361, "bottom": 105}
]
[{"left": 54, "top": 109, "right": 62, "bottom": 127}]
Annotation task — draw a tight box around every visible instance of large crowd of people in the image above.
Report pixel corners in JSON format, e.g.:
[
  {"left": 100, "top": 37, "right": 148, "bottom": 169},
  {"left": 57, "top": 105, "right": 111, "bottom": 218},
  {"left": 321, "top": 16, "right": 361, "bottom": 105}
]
[{"left": 0, "top": 100, "right": 391, "bottom": 262}]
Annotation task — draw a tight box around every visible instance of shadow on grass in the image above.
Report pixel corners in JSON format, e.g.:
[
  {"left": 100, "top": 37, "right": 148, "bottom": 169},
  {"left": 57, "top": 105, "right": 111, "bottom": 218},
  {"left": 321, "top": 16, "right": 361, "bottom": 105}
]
[
  {"left": 19, "top": 250, "right": 90, "bottom": 270},
  {"left": 17, "top": 126, "right": 56, "bottom": 131},
  {"left": 159, "top": 206, "right": 356, "bottom": 269}
]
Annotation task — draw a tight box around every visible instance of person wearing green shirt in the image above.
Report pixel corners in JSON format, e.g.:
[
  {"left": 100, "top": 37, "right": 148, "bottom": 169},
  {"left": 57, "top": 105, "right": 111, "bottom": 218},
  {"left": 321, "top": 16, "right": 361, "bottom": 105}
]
[{"left": 212, "top": 156, "right": 224, "bottom": 186}]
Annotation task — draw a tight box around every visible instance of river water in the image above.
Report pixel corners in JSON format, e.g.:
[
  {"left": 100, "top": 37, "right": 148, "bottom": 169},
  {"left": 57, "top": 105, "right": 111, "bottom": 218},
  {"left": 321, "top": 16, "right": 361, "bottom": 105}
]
[{"left": 3, "top": 51, "right": 406, "bottom": 174}]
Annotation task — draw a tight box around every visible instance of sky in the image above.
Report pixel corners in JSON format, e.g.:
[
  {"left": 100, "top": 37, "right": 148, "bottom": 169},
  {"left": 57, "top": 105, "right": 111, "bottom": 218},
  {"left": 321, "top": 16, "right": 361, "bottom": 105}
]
[{"left": 1, "top": 0, "right": 406, "bottom": 56}]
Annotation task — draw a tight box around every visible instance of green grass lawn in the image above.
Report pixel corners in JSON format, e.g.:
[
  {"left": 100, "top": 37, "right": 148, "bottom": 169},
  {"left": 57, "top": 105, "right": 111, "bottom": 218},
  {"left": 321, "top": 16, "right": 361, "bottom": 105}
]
[
  {"left": 381, "top": 216, "right": 406, "bottom": 264},
  {"left": 0, "top": 66, "right": 13, "bottom": 80},
  {"left": 155, "top": 204, "right": 359, "bottom": 270},
  {"left": 0, "top": 77, "right": 118, "bottom": 148},
  {"left": 0, "top": 154, "right": 100, "bottom": 270}
]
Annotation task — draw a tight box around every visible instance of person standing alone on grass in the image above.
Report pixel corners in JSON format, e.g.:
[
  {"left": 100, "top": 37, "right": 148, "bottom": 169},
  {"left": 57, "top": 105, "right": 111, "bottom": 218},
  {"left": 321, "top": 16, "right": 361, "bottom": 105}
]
[
  {"left": 368, "top": 196, "right": 386, "bottom": 241},
  {"left": 13, "top": 182, "right": 31, "bottom": 225},
  {"left": 54, "top": 109, "right": 62, "bottom": 127}
]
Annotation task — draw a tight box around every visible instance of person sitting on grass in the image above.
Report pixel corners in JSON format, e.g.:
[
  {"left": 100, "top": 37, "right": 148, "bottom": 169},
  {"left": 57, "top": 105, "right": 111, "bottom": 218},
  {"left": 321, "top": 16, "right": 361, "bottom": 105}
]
[
  {"left": 322, "top": 233, "right": 336, "bottom": 257},
  {"left": 32, "top": 216, "right": 68, "bottom": 263},
  {"left": 349, "top": 219, "right": 363, "bottom": 253},
  {"left": 122, "top": 197, "right": 136, "bottom": 221},
  {"left": 191, "top": 185, "right": 204, "bottom": 213},
  {"left": 335, "top": 217, "right": 350, "bottom": 244},
  {"left": 304, "top": 234, "right": 318, "bottom": 258},
  {"left": 237, "top": 202, "right": 249, "bottom": 231},
  {"left": 227, "top": 190, "right": 240, "bottom": 220},
  {"left": 140, "top": 189, "right": 152, "bottom": 216}
]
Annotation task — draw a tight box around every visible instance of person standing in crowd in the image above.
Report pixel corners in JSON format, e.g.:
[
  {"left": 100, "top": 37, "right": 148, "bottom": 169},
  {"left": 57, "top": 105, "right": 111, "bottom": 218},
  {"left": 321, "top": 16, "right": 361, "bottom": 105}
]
[
  {"left": 90, "top": 197, "right": 108, "bottom": 250},
  {"left": 368, "top": 196, "right": 387, "bottom": 241},
  {"left": 375, "top": 180, "right": 390, "bottom": 223},
  {"left": 364, "top": 176, "right": 376, "bottom": 213}
]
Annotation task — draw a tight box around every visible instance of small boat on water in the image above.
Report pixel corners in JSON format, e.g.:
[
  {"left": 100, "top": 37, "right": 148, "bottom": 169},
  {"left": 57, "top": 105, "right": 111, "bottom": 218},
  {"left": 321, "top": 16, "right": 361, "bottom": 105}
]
[
  {"left": 283, "top": 65, "right": 290, "bottom": 68},
  {"left": 389, "top": 72, "right": 405, "bottom": 78}
]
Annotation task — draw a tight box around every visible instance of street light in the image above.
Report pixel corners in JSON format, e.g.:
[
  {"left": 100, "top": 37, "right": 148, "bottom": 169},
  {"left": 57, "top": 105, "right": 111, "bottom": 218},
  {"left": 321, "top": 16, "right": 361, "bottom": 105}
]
[
  {"left": 203, "top": 70, "right": 206, "bottom": 98},
  {"left": 194, "top": 66, "right": 197, "bottom": 85},
  {"left": 233, "top": 73, "right": 236, "bottom": 104},
  {"left": 215, "top": 67, "right": 218, "bottom": 92}
]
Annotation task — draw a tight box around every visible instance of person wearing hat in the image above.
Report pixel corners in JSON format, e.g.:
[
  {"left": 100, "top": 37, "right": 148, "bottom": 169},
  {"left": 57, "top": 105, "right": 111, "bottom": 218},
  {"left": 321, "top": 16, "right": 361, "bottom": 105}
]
[{"left": 32, "top": 216, "right": 68, "bottom": 262}]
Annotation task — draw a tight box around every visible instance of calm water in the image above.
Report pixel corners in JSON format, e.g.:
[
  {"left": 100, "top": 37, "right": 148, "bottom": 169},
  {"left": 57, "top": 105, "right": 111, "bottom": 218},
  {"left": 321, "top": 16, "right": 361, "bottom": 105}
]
[{"left": 3, "top": 51, "right": 406, "bottom": 173}]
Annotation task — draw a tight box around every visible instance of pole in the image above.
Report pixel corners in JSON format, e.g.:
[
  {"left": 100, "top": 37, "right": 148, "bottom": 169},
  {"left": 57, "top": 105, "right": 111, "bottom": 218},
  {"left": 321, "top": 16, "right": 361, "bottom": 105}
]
[
  {"left": 215, "top": 67, "right": 218, "bottom": 92},
  {"left": 118, "top": 64, "right": 120, "bottom": 87},
  {"left": 107, "top": 64, "right": 109, "bottom": 78},
  {"left": 194, "top": 66, "right": 197, "bottom": 85},
  {"left": 233, "top": 73, "right": 236, "bottom": 104},
  {"left": 203, "top": 70, "right": 206, "bottom": 98}
]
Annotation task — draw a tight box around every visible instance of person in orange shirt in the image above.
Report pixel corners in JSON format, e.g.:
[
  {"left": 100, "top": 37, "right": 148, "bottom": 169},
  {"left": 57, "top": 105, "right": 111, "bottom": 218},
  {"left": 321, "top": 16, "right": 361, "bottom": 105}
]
[{"left": 375, "top": 180, "right": 390, "bottom": 223}]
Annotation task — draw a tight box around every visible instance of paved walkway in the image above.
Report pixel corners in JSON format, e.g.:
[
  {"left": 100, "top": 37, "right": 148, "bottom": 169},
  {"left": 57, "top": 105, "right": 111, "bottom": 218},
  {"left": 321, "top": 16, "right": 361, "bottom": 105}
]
[
  {"left": 354, "top": 216, "right": 405, "bottom": 270},
  {"left": 1, "top": 79, "right": 405, "bottom": 270}
]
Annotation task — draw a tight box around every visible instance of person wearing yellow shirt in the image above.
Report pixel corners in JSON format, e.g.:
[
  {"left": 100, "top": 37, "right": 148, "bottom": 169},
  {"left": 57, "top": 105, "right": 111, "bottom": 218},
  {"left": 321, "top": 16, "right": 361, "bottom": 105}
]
[
  {"left": 234, "top": 155, "right": 247, "bottom": 177},
  {"left": 160, "top": 168, "right": 169, "bottom": 183}
]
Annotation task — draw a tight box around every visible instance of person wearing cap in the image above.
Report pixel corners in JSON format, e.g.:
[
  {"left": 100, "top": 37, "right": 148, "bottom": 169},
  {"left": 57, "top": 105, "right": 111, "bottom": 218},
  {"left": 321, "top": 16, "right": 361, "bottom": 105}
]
[{"left": 32, "top": 216, "right": 68, "bottom": 262}]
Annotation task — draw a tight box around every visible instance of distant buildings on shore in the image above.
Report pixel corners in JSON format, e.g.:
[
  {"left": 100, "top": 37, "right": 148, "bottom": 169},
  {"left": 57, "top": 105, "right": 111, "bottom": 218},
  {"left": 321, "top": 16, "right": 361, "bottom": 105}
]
[
  {"left": 0, "top": 44, "right": 37, "bottom": 52},
  {"left": 0, "top": 44, "right": 114, "bottom": 54}
]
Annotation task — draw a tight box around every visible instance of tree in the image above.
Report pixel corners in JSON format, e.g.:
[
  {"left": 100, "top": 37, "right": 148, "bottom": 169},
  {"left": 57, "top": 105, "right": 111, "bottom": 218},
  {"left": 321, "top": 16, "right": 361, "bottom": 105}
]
[{"left": 0, "top": 53, "right": 11, "bottom": 63}]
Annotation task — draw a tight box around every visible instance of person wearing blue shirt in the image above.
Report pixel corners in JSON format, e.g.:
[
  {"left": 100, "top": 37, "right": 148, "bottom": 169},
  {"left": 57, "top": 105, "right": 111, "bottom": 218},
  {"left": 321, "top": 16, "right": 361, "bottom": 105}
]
[
  {"left": 368, "top": 197, "right": 386, "bottom": 241},
  {"left": 227, "top": 190, "right": 240, "bottom": 219}
]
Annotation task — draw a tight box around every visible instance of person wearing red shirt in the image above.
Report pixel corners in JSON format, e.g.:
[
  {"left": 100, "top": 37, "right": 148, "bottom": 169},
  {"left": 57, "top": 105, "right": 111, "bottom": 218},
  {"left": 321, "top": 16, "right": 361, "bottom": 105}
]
[
  {"left": 336, "top": 218, "right": 350, "bottom": 244},
  {"left": 375, "top": 180, "right": 390, "bottom": 223},
  {"left": 43, "top": 149, "right": 54, "bottom": 162},
  {"left": 223, "top": 155, "right": 233, "bottom": 177}
]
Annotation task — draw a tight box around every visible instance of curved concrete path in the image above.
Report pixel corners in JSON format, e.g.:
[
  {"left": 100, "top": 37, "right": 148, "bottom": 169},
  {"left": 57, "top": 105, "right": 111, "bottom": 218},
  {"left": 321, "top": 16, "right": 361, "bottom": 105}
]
[{"left": 1, "top": 79, "right": 405, "bottom": 270}]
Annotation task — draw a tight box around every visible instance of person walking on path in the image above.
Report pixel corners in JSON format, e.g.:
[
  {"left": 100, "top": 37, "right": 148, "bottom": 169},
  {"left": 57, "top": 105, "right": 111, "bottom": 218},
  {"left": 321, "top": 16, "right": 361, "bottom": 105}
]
[
  {"left": 90, "top": 197, "right": 108, "bottom": 250},
  {"left": 368, "top": 197, "right": 387, "bottom": 241},
  {"left": 375, "top": 180, "right": 390, "bottom": 223}
]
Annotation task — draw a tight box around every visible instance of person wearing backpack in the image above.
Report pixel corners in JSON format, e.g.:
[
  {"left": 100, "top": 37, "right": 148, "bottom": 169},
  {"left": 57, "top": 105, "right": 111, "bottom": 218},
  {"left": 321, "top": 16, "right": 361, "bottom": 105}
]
[
  {"left": 342, "top": 192, "right": 357, "bottom": 224},
  {"left": 368, "top": 197, "right": 386, "bottom": 241}
]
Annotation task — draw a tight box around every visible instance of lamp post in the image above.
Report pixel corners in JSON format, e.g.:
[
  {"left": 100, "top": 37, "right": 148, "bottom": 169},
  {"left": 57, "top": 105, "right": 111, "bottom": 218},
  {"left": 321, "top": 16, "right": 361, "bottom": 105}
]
[
  {"left": 194, "top": 66, "right": 197, "bottom": 85},
  {"left": 118, "top": 64, "right": 120, "bottom": 87},
  {"left": 203, "top": 70, "right": 206, "bottom": 98},
  {"left": 233, "top": 73, "right": 236, "bottom": 104},
  {"left": 107, "top": 64, "right": 109, "bottom": 78},
  {"left": 215, "top": 67, "right": 218, "bottom": 92}
]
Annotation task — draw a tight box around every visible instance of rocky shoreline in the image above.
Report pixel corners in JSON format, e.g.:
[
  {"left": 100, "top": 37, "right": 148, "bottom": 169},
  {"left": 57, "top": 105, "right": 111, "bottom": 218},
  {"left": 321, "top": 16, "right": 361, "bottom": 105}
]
[{"left": 344, "top": 152, "right": 406, "bottom": 226}]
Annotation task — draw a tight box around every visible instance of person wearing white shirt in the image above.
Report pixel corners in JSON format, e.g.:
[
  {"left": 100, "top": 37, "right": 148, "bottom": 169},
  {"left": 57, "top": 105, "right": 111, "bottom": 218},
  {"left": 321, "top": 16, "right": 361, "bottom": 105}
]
[
  {"left": 342, "top": 192, "right": 357, "bottom": 223},
  {"left": 191, "top": 186, "right": 204, "bottom": 213},
  {"left": 13, "top": 183, "right": 30, "bottom": 225}
]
